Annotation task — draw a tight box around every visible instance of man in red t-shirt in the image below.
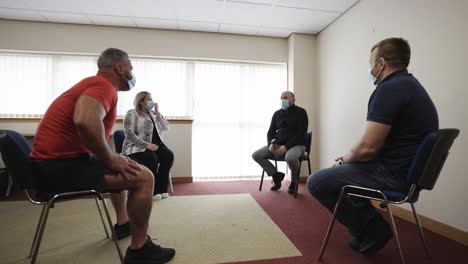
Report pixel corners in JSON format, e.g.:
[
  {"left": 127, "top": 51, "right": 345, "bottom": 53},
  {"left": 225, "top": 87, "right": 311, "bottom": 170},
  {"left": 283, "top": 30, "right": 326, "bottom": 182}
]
[{"left": 30, "top": 48, "right": 175, "bottom": 264}]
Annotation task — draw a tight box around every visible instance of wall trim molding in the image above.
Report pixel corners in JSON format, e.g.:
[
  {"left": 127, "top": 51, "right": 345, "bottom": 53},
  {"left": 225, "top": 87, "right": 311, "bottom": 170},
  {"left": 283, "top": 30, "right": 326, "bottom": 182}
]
[
  {"left": 371, "top": 201, "right": 468, "bottom": 246},
  {"left": 172, "top": 177, "right": 193, "bottom": 184}
]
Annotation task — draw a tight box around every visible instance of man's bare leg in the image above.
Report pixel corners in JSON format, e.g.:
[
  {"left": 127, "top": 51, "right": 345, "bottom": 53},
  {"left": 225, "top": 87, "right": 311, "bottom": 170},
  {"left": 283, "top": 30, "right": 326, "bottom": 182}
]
[
  {"left": 110, "top": 191, "right": 129, "bottom": 225},
  {"left": 105, "top": 166, "right": 154, "bottom": 249}
]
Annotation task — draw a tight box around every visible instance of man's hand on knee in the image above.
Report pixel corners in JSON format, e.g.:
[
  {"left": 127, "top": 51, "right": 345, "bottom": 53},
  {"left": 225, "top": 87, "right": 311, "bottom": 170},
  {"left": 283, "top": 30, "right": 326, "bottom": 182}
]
[
  {"left": 109, "top": 155, "right": 142, "bottom": 181},
  {"left": 275, "top": 145, "right": 287, "bottom": 158}
]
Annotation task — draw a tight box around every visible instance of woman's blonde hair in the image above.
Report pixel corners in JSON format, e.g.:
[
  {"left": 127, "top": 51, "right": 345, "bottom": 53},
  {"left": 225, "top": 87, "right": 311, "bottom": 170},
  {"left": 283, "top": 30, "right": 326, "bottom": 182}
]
[{"left": 133, "top": 91, "right": 151, "bottom": 116}]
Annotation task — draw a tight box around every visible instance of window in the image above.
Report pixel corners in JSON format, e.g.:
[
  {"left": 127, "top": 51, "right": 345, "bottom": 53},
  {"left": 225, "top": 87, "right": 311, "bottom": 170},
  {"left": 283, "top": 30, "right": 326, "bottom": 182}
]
[
  {"left": 0, "top": 52, "right": 192, "bottom": 118},
  {"left": 192, "top": 61, "right": 287, "bottom": 180},
  {"left": 0, "top": 51, "right": 288, "bottom": 179}
]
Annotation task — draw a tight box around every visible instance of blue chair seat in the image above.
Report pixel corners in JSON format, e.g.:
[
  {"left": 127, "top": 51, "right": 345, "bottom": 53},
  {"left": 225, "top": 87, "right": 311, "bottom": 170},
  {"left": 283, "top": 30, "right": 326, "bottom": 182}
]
[{"left": 382, "top": 190, "right": 419, "bottom": 203}]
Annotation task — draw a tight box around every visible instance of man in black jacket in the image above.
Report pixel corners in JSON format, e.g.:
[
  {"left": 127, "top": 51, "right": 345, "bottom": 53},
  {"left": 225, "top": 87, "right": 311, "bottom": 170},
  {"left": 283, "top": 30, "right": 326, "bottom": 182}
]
[{"left": 252, "top": 91, "right": 308, "bottom": 193}]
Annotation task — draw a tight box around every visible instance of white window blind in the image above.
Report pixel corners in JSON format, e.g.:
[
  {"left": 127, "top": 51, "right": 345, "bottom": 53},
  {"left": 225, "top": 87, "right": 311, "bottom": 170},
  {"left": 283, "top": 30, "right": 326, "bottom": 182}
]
[
  {"left": 192, "top": 61, "right": 287, "bottom": 180},
  {"left": 0, "top": 52, "right": 192, "bottom": 118},
  {"left": 0, "top": 51, "right": 288, "bottom": 179}
]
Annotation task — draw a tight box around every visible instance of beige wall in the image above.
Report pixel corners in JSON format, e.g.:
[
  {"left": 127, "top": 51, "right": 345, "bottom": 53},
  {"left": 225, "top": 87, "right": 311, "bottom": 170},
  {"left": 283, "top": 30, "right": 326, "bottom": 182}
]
[
  {"left": 317, "top": 0, "right": 468, "bottom": 231},
  {"left": 0, "top": 19, "right": 287, "bottom": 63},
  {"left": 287, "top": 34, "right": 319, "bottom": 177}
]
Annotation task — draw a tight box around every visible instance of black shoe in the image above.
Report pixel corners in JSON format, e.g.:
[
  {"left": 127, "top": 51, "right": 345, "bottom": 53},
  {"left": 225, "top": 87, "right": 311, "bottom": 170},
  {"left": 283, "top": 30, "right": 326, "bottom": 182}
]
[
  {"left": 287, "top": 182, "right": 297, "bottom": 194},
  {"left": 359, "top": 217, "right": 393, "bottom": 254},
  {"left": 348, "top": 236, "right": 361, "bottom": 252},
  {"left": 124, "top": 237, "right": 176, "bottom": 264},
  {"left": 270, "top": 172, "right": 285, "bottom": 191},
  {"left": 114, "top": 222, "right": 131, "bottom": 240}
]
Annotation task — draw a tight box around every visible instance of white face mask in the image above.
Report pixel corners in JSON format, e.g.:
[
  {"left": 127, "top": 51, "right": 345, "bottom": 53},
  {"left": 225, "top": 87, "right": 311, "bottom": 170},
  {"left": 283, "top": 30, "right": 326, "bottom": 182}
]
[
  {"left": 281, "top": 99, "right": 289, "bottom": 110},
  {"left": 368, "top": 59, "right": 382, "bottom": 85}
]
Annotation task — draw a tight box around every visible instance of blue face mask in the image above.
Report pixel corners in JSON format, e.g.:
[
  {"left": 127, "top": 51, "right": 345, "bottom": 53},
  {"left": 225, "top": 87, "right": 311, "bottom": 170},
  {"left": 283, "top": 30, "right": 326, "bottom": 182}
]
[
  {"left": 281, "top": 99, "right": 289, "bottom": 110},
  {"left": 127, "top": 71, "right": 136, "bottom": 90},
  {"left": 146, "top": 100, "right": 154, "bottom": 110}
]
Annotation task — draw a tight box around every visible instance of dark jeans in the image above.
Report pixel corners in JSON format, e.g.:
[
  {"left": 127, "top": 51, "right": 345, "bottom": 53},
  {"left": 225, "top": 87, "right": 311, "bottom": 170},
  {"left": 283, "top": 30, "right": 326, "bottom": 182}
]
[
  {"left": 307, "top": 161, "right": 409, "bottom": 237},
  {"left": 127, "top": 145, "right": 174, "bottom": 194}
]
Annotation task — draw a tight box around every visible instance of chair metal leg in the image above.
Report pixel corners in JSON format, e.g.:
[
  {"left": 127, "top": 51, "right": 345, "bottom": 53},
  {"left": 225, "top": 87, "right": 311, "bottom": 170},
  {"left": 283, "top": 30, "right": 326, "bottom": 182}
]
[
  {"left": 385, "top": 202, "right": 406, "bottom": 264},
  {"left": 28, "top": 205, "right": 47, "bottom": 258},
  {"left": 411, "top": 203, "right": 430, "bottom": 257},
  {"left": 5, "top": 174, "right": 14, "bottom": 197},
  {"left": 318, "top": 189, "right": 346, "bottom": 261},
  {"left": 259, "top": 170, "right": 265, "bottom": 191},
  {"left": 30, "top": 202, "right": 53, "bottom": 264},
  {"left": 307, "top": 158, "right": 311, "bottom": 175},
  {"left": 169, "top": 173, "right": 174, "bottom": 193},
  {"left": 95, "top": 197, "right": 110, "bottom": 239},
  {"left": 98, "top": 193, "right": 124, "bottom": 263}
]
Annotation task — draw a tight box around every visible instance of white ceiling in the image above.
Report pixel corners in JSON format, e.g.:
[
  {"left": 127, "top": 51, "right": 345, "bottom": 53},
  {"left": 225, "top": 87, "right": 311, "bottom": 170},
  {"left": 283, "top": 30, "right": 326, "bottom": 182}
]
[{"left": 0, "top": 0, "right": 359, "bottom": 38}]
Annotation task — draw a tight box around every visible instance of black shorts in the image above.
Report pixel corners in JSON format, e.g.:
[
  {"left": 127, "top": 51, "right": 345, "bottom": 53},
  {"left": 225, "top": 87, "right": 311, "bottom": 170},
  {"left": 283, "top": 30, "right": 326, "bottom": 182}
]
[{"left": 32, "top": 153, "right": 118, "bottom": 193}]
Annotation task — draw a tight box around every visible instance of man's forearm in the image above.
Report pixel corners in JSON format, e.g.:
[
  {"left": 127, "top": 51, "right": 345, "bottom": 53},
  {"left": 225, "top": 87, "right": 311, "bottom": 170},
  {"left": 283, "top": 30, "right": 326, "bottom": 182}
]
[{"left": 342, "top": 143, "right": 378, "bottom": 163}]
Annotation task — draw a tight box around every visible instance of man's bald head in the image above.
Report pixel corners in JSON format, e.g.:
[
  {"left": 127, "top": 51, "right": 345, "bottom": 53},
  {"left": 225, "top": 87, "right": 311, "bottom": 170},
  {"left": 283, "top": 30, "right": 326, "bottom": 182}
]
[{"left": 280, "top": 91, "right": 295, "bottom": 109}]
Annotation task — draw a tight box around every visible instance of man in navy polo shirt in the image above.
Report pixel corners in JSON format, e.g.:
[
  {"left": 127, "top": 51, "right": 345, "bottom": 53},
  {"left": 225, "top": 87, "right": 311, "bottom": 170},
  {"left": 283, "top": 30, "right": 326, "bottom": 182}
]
[{"left": 307, "top": 38, "right": 438, "bottom": 254}]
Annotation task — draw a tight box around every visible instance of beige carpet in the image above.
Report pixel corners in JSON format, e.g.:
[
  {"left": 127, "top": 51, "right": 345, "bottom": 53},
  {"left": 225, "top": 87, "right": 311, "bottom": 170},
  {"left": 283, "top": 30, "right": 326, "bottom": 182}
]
[{"left": 0, "top": 194, "right": 301, "bottom": 264}]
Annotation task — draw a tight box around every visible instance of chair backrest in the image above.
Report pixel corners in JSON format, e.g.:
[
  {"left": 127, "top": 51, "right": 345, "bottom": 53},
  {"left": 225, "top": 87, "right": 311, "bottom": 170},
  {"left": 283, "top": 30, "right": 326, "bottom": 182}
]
[
  {"left": 407, "top": 128, "right": 460, "bottom": 190},
  {"left": 305, "top": 131, "right": 312, "bottom": 157},
  {"left": 113, "top": 130, "right": 125, "bottom": 154},
  {"left": 0, "top": 130, "right": 34, "bottom": 189}
]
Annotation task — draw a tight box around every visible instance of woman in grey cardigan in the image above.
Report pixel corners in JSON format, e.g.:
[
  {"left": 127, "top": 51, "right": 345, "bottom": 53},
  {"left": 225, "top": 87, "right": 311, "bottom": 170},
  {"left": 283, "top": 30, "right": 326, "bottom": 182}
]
[{"left": 122, "top": 91, "right": 173, "bottom": 200}]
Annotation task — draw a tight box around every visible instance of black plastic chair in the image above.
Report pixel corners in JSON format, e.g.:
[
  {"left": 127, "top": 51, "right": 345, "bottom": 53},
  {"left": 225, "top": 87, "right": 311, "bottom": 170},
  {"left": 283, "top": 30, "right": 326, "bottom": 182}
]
[
  {"left": 318, "top": 129, "right": 460, "bottom": 264},
  {"left": 0, "top": 130, "right": 124, "bottom": 264},
  {"left": 113, "top": 130, "right": 174, "bottom": 193},
  {"left": 259, "top": 131, "right": 312, "bottom": 198}
]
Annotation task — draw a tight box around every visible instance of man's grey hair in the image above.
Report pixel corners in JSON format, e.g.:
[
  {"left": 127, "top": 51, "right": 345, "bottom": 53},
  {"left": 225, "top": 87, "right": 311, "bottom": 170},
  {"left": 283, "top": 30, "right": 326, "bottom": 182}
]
[
  {"left": 97, "top": 48, "right": 128, "bottom": 69},
  {"left": 134, "top": 91, "right": 151, "bottom": 116}
]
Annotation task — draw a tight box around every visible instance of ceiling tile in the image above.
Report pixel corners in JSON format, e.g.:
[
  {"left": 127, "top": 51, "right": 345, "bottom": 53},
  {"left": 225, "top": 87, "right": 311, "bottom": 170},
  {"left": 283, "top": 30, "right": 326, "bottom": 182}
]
[
  {"left": 277, "top": 0, "right": 358, "bottom": 13},
  {"left": 0, "top": 0, "right": 359, "bottom": 38},
  {"left": 227, "top": 0, "right": 275, "bottom": 5},
  {"left": 40, "top": 11, "right": 92, "bottom": 24},
  {"left": 18, "top": 0, "right": 87, "bottom": 13},
  {"left": 134, "top": 17, "right": 178, "bottom": 30},
  {"left": 82, "top": 0, "right": 130, "bottom": 17},
  {"left": 221, "top": 2, "right": 272, "bottom": 26},
  {"left": 0, "top": 0, "right": 34, "bottom": 9},
  {"left": 127, "top": 0, "right": 178, "bottom": 20},
  {"left": 219, "top": 24, "right": 259, "bottom": 35},
  {"left": 175, "top": 0, "right": 224, "bottom": 23},
  {"left": 0, "top": 8, "right": 46, "bottom": 22},
  {"left": 266, "top": 6, "right": 339, "bottom": 32},
  {"left": 257, "top": 27, "right": 292, "bottom": 38},
  {"left": 87, "top": 14, "right": 136, "bottom": 27},
  {"left": 178, "top": 20, "right": 219, "bottom": 33}
]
